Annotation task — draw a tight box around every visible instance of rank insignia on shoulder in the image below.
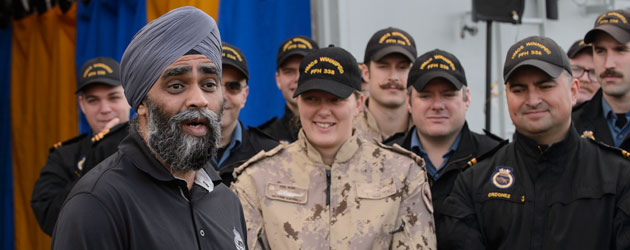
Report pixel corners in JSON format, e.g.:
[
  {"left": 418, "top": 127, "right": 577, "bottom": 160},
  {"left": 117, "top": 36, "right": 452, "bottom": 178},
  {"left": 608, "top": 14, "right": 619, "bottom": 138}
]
[
  {"left": 91, "top": 128, "right": 110, "bottom": 142},
  {"left": 581, "top": 130, "right": 595, "bottom": 140},
  {"left": 622, "top": 150, "right": 630, "bottom": 160},
  {"left": 467, "top": 158, "right": 477, "bottom": 167},
  {"left": 492, "top": 167, "right": 514, "bottom": 189}
]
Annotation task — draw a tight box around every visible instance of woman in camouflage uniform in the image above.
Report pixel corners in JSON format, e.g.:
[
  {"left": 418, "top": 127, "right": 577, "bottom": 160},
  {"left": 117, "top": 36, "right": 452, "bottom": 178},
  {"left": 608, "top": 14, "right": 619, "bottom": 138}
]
[{"left": 232, "top": 46, "right": 437, "bottom": 250}]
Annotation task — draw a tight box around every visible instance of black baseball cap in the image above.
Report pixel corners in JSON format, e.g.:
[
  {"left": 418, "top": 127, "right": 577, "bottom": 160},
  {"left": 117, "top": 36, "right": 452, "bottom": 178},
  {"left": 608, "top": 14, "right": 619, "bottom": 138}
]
[
  {"left": 566, "top": 39, "right": 592, "bottom": 59},
  {"left": 77, "top": 57, "right": 121, "bottom": 93},
  {"left": 276, "top": 35, "right": 319, "bottom": 69},
  {"left": 293, "top": 46, "right": 362, "bottom": 99},
  {"left": 584, "top": 9, "right": 630, "bottom": 44},
  {"left": 503, "top": 36, "right": 572, "bottom": 82},
  {"left": 364, "top": 27, "right": 417, "bottom": 64},
  {"left": 408, "top": 49, "right": 466, "bottom": 91},
  {"left": 222, "top": 42, "right": 249, "bottom": 82}
]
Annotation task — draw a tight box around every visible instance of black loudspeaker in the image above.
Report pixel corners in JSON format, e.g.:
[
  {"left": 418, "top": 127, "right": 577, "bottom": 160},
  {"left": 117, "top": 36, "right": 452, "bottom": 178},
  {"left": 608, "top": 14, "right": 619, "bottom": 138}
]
[{"left": 472, "top": 0, "right": 525, "bottom": 24}]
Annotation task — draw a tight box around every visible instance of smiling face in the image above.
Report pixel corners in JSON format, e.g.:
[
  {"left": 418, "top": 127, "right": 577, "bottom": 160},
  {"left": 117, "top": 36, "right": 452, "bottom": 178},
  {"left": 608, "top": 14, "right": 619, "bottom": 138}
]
[
  {"left": 505, "top": 66, "right": 577, "bottom": 145},
  {"left": 408, "top": 78, "right": 469, "bottom": 141},
  {"left": 364, "top": 54, "right": 411, "bottom": 108},
  {"left": 79, "top": 84, "right": 130, "bottom": 133},
  {"left": 592, "top": 32, "right": 630, "bottom": 99},
  {"left": 297, "top": 90, "right": 361, "bottom": 154},
  {"left": 221, "top": 65, "right": 248, "bottom": 132}
]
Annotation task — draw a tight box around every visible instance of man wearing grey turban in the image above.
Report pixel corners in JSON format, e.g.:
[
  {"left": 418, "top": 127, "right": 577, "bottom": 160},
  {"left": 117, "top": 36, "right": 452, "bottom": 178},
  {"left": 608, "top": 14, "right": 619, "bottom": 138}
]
[{"left": 51, "top": 7, "right": 248, "bottom": 250}]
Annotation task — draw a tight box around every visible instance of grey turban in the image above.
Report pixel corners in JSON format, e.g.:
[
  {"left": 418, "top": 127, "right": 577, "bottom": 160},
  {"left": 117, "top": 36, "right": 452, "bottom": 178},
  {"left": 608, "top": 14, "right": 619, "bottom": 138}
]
[{"left": 121, "top": 6, "right": 222, "bottom": 111}]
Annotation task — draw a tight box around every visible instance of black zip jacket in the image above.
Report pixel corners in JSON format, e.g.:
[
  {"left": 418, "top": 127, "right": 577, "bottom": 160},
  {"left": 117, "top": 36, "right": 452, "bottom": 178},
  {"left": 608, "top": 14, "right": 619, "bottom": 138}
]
[
  {"left": 441, "top": 127, "right": 630, "bottom": 250},
  {"left": 256, "top": 105, "right": 300, "bottom": 143},
  {"left": 385, "top": 122, "right": 503, "bottom": 249},
  {"left": 573, "top": 89, "right": 630, "bottom": 150},
  {"left": 214, "top": 121, "right": 279, "bottom": 186}
]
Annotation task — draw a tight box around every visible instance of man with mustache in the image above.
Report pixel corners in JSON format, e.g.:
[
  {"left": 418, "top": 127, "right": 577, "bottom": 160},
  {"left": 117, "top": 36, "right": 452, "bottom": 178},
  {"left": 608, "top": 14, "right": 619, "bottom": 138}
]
[
  {"left": 441, "top": 36, "right": 630, "bottom": 249},
  {"left": 385, "top": 49, "right": 503, "bottom": 249},
  {"left": 216, "top": 42, "right": 278, "bottom": 185},
  {"left": 354, "top": 27, "right": 417, "bottom": 142},
  {"left": 567, "top": 39, "right": 600, "bottom": 108},
  {"left": 257, "top": 35, "right": 319, "bottom": 143},
  {"left": 573, "top": 9, "right": 630, "bottom": 150},
  {"left": 51, "top": 7, "right": 247, "bottom": 250},
  {"left": 31, "top": 57, "right": 130, "bottom": 235}
]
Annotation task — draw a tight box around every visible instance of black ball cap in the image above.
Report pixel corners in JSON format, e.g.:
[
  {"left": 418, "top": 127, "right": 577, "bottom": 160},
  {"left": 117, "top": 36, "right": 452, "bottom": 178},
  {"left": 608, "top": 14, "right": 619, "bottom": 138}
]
[
  {"left": 293, "top": 46, "right": 362, "bottom": 99},
  {"left": 408, "top": 49, "right": 466, "bottom": 91},
  {"left": 276, "top": 35, "right": 319, "bottom": 69},
  {"left": 222, "top": 42, "right": 249, "bottom": 82},
  {"left": 566, "top": 39, "right": 592, "bottom": 59},
  {"left": 77, "top": 57, "right": 121, "bottom": 93},
  {"left": 584, "top": 9, "right": 630, "bottom": 44},
  {"left": 503, "top": 36, "right": 572, "bottom": 82},
  {"left": 364, "top": 27, "right": 417, "bottom": 64}
]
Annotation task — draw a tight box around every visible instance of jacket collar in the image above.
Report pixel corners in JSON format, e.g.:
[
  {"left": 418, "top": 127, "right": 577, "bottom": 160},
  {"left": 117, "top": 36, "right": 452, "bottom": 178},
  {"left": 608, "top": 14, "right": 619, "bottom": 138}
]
[{"left": 298, "top": 129, "right": 361, "bottom": 167}]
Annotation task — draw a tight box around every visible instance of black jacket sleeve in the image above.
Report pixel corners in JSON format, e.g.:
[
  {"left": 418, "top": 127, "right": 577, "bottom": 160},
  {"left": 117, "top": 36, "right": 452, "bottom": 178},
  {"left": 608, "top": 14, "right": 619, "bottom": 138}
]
[
  {"left": 440, "top": 169, "right": 486, "bottom": 250},
  {"left": 30, "top": 148, "right": 80, "bottom": 235}
]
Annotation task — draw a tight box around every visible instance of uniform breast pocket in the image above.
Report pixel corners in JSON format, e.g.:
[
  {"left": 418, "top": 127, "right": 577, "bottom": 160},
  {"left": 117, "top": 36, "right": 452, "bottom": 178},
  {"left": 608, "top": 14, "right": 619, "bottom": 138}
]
[
  {"left": 354, "top": 178, "right": 400, "bottom": 233},
  {"left": 355, "top": 178, "right": 397, "bottom": 200}
]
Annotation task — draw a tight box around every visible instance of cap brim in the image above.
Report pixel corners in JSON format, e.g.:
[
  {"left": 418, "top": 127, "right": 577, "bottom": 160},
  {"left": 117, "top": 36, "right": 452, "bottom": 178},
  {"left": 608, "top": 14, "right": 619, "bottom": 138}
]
[
  {"left": 223, "top": 61, "right": 249, "bottom": 81},
  {"left": 504, "top": 59, "right": 564, "bottom": 82},
  {"left": 76, "top": 78, "right": 121, "bottom": 93},
  {"left": 293, "top": 78, "right": 355, "bottom": 99},
  {"left": 277, "top": 51, "right": 310, "bottom": 68},
  {"left": 584, "top": 25, "right": 630, "bottom": 43},
  {"left": 371, "top": 46, "right": 415, "bottom": 63},
  {"left": 411, "top": 71, "right": 464, "bottom": 91}
]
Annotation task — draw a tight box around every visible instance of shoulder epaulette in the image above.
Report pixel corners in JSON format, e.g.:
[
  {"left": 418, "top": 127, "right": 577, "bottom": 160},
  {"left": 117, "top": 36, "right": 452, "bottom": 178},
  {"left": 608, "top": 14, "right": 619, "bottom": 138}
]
[
  {"left": 49, "top": 133, "right": 88, "bottom": 152},
  {"left": 233, "top": 143, "right": 286, "bottom": 179},
  {"left": 91, "top": 122, "right": 129, "bottom": 143},
  {"left": 467, "top": 139, "right": 509, "bottom": 167},
  {"left": 482, "top": 129, "right": 505, "bottom": 142},
  {"left": 580, "top": 130, "right": 596, "bottom": 140},
  {"left": 376, "top": 141, "right": 424, "bottom": 167},
  {"left": 581, "top": 131, "right": 630, "bottom": 160}
]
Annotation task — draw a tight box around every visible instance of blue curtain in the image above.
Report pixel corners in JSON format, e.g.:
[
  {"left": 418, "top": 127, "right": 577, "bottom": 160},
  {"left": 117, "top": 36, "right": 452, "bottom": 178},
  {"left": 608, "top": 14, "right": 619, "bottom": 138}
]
[
  {"left": 0, "top": 25, "right": 14, "bottom": 250},
  {"left": 218, "top": 0, "right": 312, "bottom": 127},
  {"left": 76, "top": 0, "right": 146, "bottom": 133}
]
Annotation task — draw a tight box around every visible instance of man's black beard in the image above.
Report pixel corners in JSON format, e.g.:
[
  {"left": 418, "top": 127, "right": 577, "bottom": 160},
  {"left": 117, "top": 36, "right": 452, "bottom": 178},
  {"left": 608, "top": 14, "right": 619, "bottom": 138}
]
[{"left": 144, "top": 99, "right": 222, "bottom": 173}]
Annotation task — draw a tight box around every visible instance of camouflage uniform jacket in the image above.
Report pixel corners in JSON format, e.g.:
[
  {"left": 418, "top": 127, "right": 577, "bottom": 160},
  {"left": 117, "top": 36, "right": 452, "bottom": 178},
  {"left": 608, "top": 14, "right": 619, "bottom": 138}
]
[
  {"left": 353, "top": 98, "right": 414, "bottom": 143},
  {"left": 232, "top": 130, "right": 437, "bottom": 250}
]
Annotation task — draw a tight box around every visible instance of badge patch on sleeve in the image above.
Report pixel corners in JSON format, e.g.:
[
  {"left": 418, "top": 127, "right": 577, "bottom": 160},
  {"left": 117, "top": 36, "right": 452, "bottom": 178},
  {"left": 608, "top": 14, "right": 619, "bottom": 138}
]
[{"left": 491, "top": 167, "right": 514, "bottom": 189}]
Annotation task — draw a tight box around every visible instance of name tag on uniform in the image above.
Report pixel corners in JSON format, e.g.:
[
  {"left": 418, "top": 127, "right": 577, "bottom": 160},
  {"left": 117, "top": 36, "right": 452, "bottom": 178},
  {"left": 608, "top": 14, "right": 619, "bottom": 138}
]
[{"left": 265, "top": 183, "right": 308, "bottom": 204}]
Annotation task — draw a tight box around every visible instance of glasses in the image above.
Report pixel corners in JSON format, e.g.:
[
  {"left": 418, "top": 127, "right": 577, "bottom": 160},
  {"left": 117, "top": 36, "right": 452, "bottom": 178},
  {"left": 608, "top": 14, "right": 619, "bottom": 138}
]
[
  {"left": 223, "top": 81, "right": 247, "bottom": 94},
  {"left": 571, "top": 66, "right": 598, "bottom": 82}
]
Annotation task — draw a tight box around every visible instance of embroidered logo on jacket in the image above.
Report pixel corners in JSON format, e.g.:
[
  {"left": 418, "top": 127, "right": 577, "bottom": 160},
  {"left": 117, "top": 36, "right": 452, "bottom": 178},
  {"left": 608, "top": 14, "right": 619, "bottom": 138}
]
[
  {"left": 491, "top": 167, "right": 514, "bottom": 189},
  {"left": 233, "top": 228, "right": 245, "bottom": 250}
]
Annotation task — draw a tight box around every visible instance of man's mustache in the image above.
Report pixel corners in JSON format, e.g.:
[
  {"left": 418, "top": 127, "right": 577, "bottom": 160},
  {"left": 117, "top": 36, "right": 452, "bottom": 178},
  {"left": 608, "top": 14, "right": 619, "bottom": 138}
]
[{"left": 600, "top": 69, "right": 624, "bottom": 79}]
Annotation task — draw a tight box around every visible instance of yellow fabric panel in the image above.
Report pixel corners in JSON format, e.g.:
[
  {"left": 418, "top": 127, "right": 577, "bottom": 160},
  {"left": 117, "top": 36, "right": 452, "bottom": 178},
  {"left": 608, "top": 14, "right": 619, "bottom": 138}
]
[
  {"left": 146, "top": 0, "right": 219, "bottom": 22},
  {"left": 11, "top": 4, "right": 77, "bottom": 250}
]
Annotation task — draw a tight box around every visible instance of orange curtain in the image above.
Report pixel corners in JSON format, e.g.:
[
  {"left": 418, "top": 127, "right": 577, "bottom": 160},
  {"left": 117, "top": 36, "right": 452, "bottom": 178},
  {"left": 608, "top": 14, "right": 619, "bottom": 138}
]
[
  {"left": 147, "top": 0, "right": 219, "bottom": 22},
  {"left": 11, "top": 5, "right": 78, "bottom": 250}
]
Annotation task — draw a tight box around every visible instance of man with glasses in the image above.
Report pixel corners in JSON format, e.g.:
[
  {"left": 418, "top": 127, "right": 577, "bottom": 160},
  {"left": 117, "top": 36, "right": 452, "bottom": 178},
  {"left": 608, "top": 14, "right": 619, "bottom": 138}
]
[
  {"left": 567, "top": 39, "right": 600, "bottom": 107},
  {"left": 573, "top": 9, "right": 630, "bottom": 150},
  {"left": 217, "top": 42, "right": 278, "bottom": 185}
]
